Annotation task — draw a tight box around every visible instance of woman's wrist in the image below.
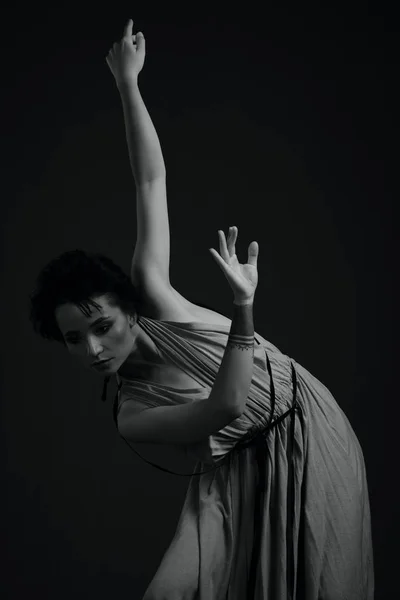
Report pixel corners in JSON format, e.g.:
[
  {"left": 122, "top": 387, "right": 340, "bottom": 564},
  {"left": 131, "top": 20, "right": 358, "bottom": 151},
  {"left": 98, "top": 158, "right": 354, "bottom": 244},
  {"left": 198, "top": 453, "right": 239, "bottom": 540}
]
[
  {"left": 117, "top": 76, "right": 139, "bottom": 93},
  {"left": 233, "top": 297, "right": 254, "bottom": 307},
  {"left": 229, "top": 300, "right": 254, "bottom": 341}
]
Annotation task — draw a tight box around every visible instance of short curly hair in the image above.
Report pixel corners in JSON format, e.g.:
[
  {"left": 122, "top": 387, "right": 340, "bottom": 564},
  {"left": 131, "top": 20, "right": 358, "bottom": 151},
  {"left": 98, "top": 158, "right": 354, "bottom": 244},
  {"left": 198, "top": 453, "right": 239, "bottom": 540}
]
[{"left": 28, "top": 249, "right": 139, "bottom": 346}]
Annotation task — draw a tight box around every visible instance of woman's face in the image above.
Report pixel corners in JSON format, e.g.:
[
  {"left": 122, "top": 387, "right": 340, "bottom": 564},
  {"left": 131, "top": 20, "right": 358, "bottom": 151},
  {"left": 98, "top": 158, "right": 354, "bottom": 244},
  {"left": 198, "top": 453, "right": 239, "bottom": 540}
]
[{"left": 55, "top": 294, "right": 139, "bottom": 375}]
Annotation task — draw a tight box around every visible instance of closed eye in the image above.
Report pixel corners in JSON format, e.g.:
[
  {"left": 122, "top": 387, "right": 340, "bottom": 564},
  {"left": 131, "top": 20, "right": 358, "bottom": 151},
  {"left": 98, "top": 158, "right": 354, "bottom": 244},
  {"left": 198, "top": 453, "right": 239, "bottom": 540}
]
[{"left": 98, "top": 324, "right": 111, "bottom": 334}]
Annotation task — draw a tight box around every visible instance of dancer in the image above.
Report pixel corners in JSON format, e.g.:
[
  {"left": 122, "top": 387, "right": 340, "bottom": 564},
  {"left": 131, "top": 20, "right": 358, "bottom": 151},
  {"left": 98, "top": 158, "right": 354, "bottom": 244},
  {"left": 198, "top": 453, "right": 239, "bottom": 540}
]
[{"left": 29, "top": 19, "right": 374, "bottom": 599}]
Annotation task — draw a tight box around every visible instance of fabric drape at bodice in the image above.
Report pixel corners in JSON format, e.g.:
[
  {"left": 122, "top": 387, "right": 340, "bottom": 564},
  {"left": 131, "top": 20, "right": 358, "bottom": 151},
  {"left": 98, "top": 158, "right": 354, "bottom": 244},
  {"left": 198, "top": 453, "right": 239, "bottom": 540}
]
[{"left": 116, "top": 315, "right": 299, "bottom": 463}]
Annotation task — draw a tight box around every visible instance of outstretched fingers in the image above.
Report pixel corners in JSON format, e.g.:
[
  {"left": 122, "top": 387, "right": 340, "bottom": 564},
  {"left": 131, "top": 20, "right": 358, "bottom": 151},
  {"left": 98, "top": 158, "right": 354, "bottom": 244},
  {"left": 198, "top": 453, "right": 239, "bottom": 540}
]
[
  {"left": 247, "top": 241, "right": 259, "bottom": 266},
  {"left": 209, "top": 247, "right": 231, "bottom": 276},
  {"left": 219, "top": 226, "right": 238, "bottom": 262},
  {"left": 227, "top": 226, "right": 238, "bottom": 257},
  {"left": 217, "top": 230, "right": 230, "bottom": 262}
]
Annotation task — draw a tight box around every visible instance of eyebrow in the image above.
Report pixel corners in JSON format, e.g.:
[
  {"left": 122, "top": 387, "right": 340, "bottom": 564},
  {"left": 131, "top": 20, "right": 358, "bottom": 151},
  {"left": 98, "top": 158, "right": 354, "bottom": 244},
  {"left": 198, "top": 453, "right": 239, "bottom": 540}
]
[{"left": 65, "top": 316, "right": 110, "bottom": 337}]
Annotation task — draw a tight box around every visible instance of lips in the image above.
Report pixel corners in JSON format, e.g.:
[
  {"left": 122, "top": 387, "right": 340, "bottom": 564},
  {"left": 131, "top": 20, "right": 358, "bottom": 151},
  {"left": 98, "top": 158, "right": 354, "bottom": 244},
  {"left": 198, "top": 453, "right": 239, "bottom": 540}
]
[{"left": 92, "top": 358, "right": 112, "bottom": 367}]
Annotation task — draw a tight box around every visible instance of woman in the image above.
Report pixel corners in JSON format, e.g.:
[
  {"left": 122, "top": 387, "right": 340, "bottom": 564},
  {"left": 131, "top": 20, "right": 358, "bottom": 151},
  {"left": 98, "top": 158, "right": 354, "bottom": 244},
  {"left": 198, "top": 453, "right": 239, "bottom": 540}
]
[{"left": 29, "top": 20, "right": 374, "bottom": 599}]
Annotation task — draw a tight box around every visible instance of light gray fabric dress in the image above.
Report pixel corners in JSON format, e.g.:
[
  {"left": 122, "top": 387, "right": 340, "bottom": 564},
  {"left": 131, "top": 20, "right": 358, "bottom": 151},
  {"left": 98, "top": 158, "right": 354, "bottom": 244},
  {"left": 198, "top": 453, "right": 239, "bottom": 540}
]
[{"left": 114, "top": 315, "right": 374, "bottom": 599}]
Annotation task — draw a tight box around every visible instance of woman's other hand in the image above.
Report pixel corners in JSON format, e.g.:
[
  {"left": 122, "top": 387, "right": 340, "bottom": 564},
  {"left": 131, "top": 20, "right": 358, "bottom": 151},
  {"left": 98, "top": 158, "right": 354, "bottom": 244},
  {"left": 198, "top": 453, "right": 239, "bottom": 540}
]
[{"left": 209, "top": 226, "right": 259, "bottom": 305}]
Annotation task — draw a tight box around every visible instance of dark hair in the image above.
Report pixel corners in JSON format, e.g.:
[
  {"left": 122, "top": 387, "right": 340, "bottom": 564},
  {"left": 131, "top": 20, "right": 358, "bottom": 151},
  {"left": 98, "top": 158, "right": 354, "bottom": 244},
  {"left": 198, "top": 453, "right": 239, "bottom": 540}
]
[{"left": 28, "top": 249, "right": 139, "bottom": 346}]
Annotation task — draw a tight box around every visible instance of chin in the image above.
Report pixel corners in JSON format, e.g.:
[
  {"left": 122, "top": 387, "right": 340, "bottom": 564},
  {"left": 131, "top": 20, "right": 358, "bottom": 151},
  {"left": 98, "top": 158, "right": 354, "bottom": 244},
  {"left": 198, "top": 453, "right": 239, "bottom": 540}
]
[{"left": 105, "top": 361, "right": 118, "bottom": 373}]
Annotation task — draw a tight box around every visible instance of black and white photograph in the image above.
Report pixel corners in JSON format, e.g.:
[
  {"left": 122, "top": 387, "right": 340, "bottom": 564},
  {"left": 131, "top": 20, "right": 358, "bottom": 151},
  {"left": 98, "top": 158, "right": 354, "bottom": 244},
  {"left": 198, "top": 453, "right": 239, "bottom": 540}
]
[{"left": 2, "top": 4, "right": 393, "bottom": 599}]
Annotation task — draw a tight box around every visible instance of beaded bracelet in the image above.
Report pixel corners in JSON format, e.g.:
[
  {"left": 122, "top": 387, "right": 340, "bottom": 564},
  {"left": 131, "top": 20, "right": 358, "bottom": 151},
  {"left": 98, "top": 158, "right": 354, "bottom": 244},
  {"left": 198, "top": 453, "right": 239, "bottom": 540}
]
[{"left": 227, "top": 333, "right": 255, "bottom": 350}]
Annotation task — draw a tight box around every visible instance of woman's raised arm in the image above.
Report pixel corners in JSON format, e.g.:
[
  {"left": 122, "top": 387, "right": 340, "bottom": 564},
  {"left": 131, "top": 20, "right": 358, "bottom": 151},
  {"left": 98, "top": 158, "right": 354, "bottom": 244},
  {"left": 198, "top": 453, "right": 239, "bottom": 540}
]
[
  {"left": 117, "top": 78, "right": 166, "bottom": 183},
  {"left": 106, "top": 20, "right": 169, "bottom": 283}
]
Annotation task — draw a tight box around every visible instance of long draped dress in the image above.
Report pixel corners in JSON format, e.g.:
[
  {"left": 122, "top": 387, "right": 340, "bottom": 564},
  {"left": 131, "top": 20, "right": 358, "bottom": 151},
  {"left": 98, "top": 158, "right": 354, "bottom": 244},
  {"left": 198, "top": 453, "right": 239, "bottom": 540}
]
[{"left": 112, "top": 315, "right": 374, "bottom": 599}]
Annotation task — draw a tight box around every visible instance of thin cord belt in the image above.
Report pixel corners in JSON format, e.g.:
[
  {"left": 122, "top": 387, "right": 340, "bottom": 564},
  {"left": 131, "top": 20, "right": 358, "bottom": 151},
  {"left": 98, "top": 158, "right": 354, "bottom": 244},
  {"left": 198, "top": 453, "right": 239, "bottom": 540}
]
[{"left": 112, "top": 351, "right": 299, "bottom": 599}]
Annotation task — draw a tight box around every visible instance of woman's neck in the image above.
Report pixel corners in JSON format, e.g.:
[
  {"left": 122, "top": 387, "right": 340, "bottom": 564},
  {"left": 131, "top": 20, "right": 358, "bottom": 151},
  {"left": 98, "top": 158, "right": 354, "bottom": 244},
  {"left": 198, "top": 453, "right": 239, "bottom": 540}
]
[{"left": 118, "top": 325, "right": 163, "bottom": 379}]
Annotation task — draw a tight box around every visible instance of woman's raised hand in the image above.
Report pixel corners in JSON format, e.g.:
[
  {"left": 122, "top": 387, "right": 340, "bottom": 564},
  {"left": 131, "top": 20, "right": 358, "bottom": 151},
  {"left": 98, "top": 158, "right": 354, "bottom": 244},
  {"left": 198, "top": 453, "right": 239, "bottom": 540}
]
[
  {"left": 209, "top": 226, "right": 259, "bottom": 305},
  {"left": 105, "top": 19, "right": 146, "bottom": 86}
]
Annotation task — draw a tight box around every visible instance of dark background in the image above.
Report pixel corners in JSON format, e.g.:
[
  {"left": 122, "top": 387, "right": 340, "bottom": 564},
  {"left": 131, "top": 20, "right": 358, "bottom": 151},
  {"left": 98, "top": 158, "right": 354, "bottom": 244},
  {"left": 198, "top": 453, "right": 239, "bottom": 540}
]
[{"left": 1, "top": 3, "right": 395, "bottom": 598}]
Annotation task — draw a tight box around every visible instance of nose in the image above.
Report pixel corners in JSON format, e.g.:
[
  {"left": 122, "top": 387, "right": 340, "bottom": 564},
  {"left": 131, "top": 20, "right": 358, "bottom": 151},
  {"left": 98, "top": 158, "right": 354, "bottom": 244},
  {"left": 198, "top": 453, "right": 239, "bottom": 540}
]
[{"left": 86, "top": 337, "right": 104, "bottom": 360}]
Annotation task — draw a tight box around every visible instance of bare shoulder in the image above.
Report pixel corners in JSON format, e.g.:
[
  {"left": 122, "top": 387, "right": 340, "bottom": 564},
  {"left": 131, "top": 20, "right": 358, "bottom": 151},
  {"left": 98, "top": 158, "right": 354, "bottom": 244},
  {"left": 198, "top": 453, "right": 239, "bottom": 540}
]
[{"left": 132, "top": 267, "right": 231, "bottom": 327}]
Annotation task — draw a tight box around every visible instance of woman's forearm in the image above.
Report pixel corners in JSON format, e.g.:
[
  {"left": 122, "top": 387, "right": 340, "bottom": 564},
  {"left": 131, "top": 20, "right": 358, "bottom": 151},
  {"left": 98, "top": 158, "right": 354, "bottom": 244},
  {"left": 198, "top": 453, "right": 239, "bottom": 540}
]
[
  {"left": 117, "top": 79, "right": 166, "bottom": 183},
  {"left": 206, "top": 301, "right": 255, "bottom": 417}
]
